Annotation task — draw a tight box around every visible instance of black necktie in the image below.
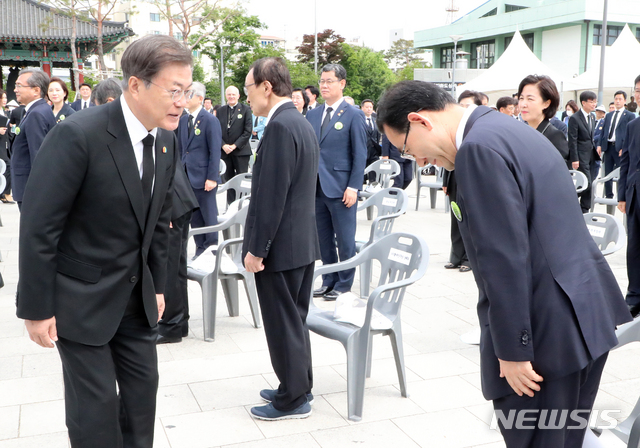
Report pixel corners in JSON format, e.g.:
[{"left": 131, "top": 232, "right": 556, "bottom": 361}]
[
  {"left": 188, "top": 115, "right": 194, "bottom": 137},
  {"left": 141, "top": 134, "right": 155, "bottom": 217},
  {"left": 228, "top": 106, "right": 234, "bottom": 128},
  {"left": 368, "top": 118, "right": 374, "bottom": 130},
  {"left": 321, "top": 107, "right": 333, "bottom": 136},
  {"left": 608, "top": 110, "right": 619, "bottom": 140},
  {"left": 83, "top": 101, "right": 87, "bottom": 109}
]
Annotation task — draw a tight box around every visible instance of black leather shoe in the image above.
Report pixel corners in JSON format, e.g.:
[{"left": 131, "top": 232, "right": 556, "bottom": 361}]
[
  {"left": 313, "top": 286, "right": 332, "bottom": 297},
  {"left": 157, "top": 335, "right": 182, "bottom": 344},
  {"left": 629, "top": 304, "right": 640, "bottom": 319},
  {"left": 323, "top": 290, "right": 341, "bottom": 301}
]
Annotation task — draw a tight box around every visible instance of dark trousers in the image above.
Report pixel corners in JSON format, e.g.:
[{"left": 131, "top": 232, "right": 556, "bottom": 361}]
[
  {"left": 315, "top": 182, "right": 357, "bottom": 292},
  {"left": 221, "top": 153, "right": 250, "bottom": 204},
  {"left": 446, "top": 172, "right": 469, "bottom": 267},
  {"left": 391, "top": 159, "right": 414, "bottom": 190},
  {"left": 56, "top": 292, "right": 158, "bottom": 448},
  {"left": 159, "top": 212, "right": 192, "bottom": 339},
  {"left": 603, "top": 142, "right": 620, "bottom": 198},
  {"left": 494, "top": 352, "right": 608, "bottom": 448},
  {"left": 626, "top": 187, "right": 640, "bottom": 306},
  {"left": 578, "top": 162, "right": 593, "bottom": 212},
  {"left": 3, "top": 161, "right": 11, "bottom": 195},
  {"left": 191, "top": 187, "right": 218, "bottom": 256},
  {"left": 256, "top": 263, "right": 314, "bottom": 411}
]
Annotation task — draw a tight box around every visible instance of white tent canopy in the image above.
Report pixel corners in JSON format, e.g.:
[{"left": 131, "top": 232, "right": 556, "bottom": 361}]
[
  {"left": 572, "top": 24, "right": 640, "bottom": 89},
  {"left": 460, "top": 30, "right": 584, "bottom": 95}
]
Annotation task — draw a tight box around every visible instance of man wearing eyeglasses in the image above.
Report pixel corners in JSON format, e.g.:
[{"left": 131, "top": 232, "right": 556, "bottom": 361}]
[
  {"left": 17, "top": 35, "right": 193, "bottom": 448},
  {"left": 11, "top": 68, "right": 56, "bottom": 210},
  {"left": 306, "top": 64, "right": 367, "bottom": 301},
  {"left": 377, "top": 80, "right": 631, "bottom": 448}
]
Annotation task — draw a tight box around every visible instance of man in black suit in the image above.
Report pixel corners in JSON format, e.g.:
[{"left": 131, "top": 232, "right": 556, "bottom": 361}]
[
  {"left": 361, "top": 99, "right": 381, "bottom": 179},
  {"left": 243, "top": 57, "right": 319, "bottom": 420},
  {"left": 305, "top": 85, "right": 320, "bottom": 110},
  {"left": 11, "top": 68, "right": 56, "bottom": 209},
  {"left": 598, "top": 90, "right": 635, "bottom": 198},
  {"left": 217, "top": 86, "right": 252, "bottom": 202},
  {"left": 618, "top": 75, "right": 640, "bottom": 318},
  {"left": 70, "top": 83, "right": 96, "bottom": 111},
  {"left": 377, "top": 81, "right": 630, "bottom": 448},
  {"left": 16, "top": 35, "right": 193, "bottom": 447},
  {"left": 568, "top": 90, "right": 600, "bottom": 212}
]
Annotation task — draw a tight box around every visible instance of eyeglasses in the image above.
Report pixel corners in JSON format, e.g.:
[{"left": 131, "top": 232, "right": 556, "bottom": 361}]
[
  {"left": 400, "top": 108, "right": 424, "bottom": 161},
  {"left": 318, "top": 79, "right": 340, "bottom": 86},
  {"left": 14, "top": 83, "right": 33, "bottom": 89},
  {"left": 142, "top": 79, "right": 194, "bottom": 102},
  {"left": 243, "top": 83, "right": 256, "bottom": 95}
]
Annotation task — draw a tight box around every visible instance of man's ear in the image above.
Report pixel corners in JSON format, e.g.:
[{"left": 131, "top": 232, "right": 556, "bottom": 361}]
[{"left": 407, "top": 111, "right": 433, "bottom": 131}]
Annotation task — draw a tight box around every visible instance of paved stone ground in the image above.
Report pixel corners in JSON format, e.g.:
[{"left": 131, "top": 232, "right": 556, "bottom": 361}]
[{"left": 0, "top": 181, "right": 636, "bottom": 447}]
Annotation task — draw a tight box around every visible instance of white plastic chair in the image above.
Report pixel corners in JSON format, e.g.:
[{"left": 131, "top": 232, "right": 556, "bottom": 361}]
[
  {"left": 569, "top": 169, "right": 589, "bottom": 194},
  {"left": 307, "top": 232, "right": 429, "bottom": 421},
  {"left": 360, "top": 159, "right": 401, "bottom": 220},
  {"left": 590, "top": 167, "right": 620, "bottom": 215},
  {"left": 583, "top": 212, "right": 625, "bottom": 256},
  {"left": 217, "top": 172, "right": 251, "bottom": 213},
  {"left": 415, "top": 165, "right": 448, "bottom": 211}
]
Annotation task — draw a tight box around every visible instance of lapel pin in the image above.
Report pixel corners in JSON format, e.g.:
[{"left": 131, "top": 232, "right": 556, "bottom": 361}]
[
  {"left": 162, "top": 146, "right": 167, "bottom": 153},
  {"left": 334, "top": 122, "right": 343, "bottom": 130},
  {"left": 238, "top": 113, "right": 243, "bottom": 119},
  {"left": 451, "top": 201, "right": 463, "bottom": 222},
  {"left": 14, "top": 127, "right": 20, "bottom": 135}
]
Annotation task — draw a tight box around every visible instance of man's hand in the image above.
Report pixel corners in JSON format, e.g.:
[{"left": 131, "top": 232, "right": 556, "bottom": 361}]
[
  {"left": 597, "top": 146, "right": 602, "bottom": 157},
  {"left": 343, "top": 189, "right": 358, "bottom": 208},
  {"left": 442, "top": 186, "right": 448, "bottom": 195},
  {"left": 620, "top": 150, "right": 623, "bottom": 157},
  {"left": 499, "top": 359, "right": 543, "bottom": 397},
  {"left": 0, "top": 127, "right": 6, "bottom": 136},
  {"left": 222, "top": 144, "right": 233, "bottom": 154},
  {"left": 381, "top": 156, "right": 389, "bottom": 160},
  {"left": 244, "top": 253, "right": 264, "bottom": 273},
  {"left": 619, "top": 201, "right": 626, "bottom": 214},
  {"left": 25, "top": 317, "right": 58, "bottom": 348},
  {"left": 156, "top": 294, "right": 165, "bottom": 322},
  {"left": 204, "top": 180, "right": 217, "bottom": 192},
  {"left": 572, "top": 161, "right": 579, "bottom": 170}
]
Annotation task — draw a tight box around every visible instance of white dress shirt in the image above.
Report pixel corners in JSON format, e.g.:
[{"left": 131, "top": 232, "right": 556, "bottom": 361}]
[
  {"left": 120, "top": 95, "right": 157, "bottom": 185},
  {"left": 455, "top": 104, "right": 477, "bottom": 150}
]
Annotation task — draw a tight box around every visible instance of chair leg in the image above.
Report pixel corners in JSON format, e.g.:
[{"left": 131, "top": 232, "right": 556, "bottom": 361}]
[
  {"left": 345, "top": 332, "right": 370, "bottom": 422},
  {"left": 607, "top": 203, "right": 615, "bottom": 215},
  {"left": 201, "top": 274, "right": 218, "bottom": 342},
  {"left": 389, "top": 324, "right": 408, "bottom": 397},
  {"left": 415, "top": 185, "right": 421, "bottom": 211},
  {"left": 429, "top": 188, "right": 437, "bottom": 209},
  {"left": 365, "top": 333, "right": 373, "bottom": 378},
  {"left": 366, "top": 206, "right": 373, "bottom": 221},
  {"left": 359, "top": 261, "right": 372, "bottom": 298},
  {"left": 221, "top": 277, "right": 240, "bottom": 316},
  {"left": 242, "top": 273, "right": 262, "bottom": 328}
]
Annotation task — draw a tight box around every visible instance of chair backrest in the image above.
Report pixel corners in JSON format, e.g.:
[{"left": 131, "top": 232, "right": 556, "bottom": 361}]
[
  {"left": 217, "top": 173, "right": 252, "bottom": 211},
  {"left": 417, "top": 164, "right": 444, "bottom": 185},
  {"left": 359, "top": 232, "right": 429, "bottom": 321},
  {"left": 218, "top": 159, "right": 226, "bottom": 177},
  {"left": 591, "top": 166, "right": 621, "bottom": 202},
  {"left": 569, "top": 170, "right": 588, "bottom": 193},
  {"left": 364, "top": 159, "right": 401, "bottom": 188},
  {"left": 583, "top": 212, "right": 625, "bottom": 255},
  {"left": 0, "top": 160, "right": 6, "bottom": 193},
  {"left": 358, "top": 188, "right": 408, "bottom": 244}
]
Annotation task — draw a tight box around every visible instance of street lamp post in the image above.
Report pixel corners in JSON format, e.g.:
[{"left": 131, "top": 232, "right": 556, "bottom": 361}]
[
  {"left": 314, "top": 0, "right": 318, "bottom": 73},
  {"left": 450, "top": 35, "right": 463, "bottom": 100},
  {"left": 220, "top": 42, "right": 229, "bottom": 105},
  {"left": 597, "top": 0, "right": 609, "bottom": 105}
]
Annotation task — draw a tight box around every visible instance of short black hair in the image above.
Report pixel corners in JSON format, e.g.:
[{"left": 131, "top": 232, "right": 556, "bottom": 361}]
[
  {"left": 204, "top": 97, "right": 212, "bottom": 102},
  {"left": 79, "top": 83, "right": 92, "bottom": 90},
  {"left": 480, "top": 92, "right": 489, "bottom": 102},
  {"left": 635, "top": 75, "right": 640, "bottom": 86},
  {"left": 517, "top": 75, "right": 560, "bottom": 120},
  {"left": 249, "top": 57, "right": 292, "bottom": 97},
  {"left": 361, "top": 99, "right": 374, "bottom": 108},
  {"left": 376, "top": 81, "right": 455, "bottom": 133},
  {"left": 609, "top": 101, "right": 615, "bottom": 106},
  {"left": 614, "top": 90, "right": 627, "bottom": 100},
  {"left": 321, "top": 64, "right": 347, "bottom": 81},
  {"left": 579, "top": 90, "right": 597, "bottom": 103},
  {"left": 92, "top": 78, "right": 122, "bottom": 105},
  {"left": 292, "top": 87, "right": 309, "bottom": 110},
  {"left": 458, "top": 90, "right": 483, "bottom": 106},
  {"left": 305, "top": 85, "right": 319, "bottom": 99},
  {"left": 496, "top": 96, "right": 514, "bottom": 110}
]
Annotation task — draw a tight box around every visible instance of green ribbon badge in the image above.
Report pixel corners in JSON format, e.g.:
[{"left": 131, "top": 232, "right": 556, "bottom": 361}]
[
  {"left": 14, "top": 127, "right": 20, "bottom": 135},
  {"left": 195, "top": 128, "right": 201, "bottom": 136},
  {"left": 59, "top": 115, "right": 65, "bottom": 121},
  {"left": 451, "top": 201, "right": 462, "bottom": 222},
  {"left": 237, "top": 114, "right": 243, "bottom": 119},
  {"left": 334, "top": 122, "right": 343, "bottom": 130}
]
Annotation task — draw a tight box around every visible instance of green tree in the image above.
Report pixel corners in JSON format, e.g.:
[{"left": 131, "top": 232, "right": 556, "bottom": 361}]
[
  {"left": 395, "top": 59, "right": 431, "bottom": 82},
  {"left": 296, "top": 29, "right": 345, "bottom": 69},
  {"left": 340, "top": 44, "right": 395, "bottom": 104},
  {"left": 384, "top": 39, "right": 424, "bottom": 70},
  {"left": 226, "top": 45, "right": 284, "bottom": 98},
  {"left": 288, "top": 62, "right": 318, "bottom": 90}
]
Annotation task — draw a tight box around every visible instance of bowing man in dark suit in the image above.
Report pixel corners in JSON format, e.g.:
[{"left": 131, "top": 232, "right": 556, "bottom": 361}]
[
  {"left": 178, "top": 81, "right": 222, "bottom": 257},
  {"left": 377, "top": 81, "right": 631, "bottom": 448},
  {"left": 16, "top": 35, "right": 193, "bottom": 448},
  {"left": 70, "top": 83, "right": 96, "bottom": 111},
  {"left": 598, "top": 90, "right": 635, "bottom": 198},
  {"left": 618, "top": 76, "right": 640, "bottom": 318},
  {"left": 306, "top": 63, "right": 367, "bottom": 301},
  {"left": 11, "top": 68, "right": 56, "bottom": 209},
  {"left": 243, "top": 57, "right": 320, "bottom": 420},
  {"left": 217, "top": 86, "right": 252, "bottom": 201},
  {"left": 568, "top": 90, "right": 600, "bottom": 212}
]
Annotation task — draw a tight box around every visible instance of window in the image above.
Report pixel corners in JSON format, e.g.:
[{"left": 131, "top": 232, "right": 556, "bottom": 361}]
[
  {"left": 150, "top": 13, "right": 161, "bottom": 22},
  {"left": 440, "top": 46, "right": 454, "bottom": 69},
  {"left": 470, "top": 40, "right": 495, "bottom": 69},
  {"left": 174, "top": 33, "right": 183, "bottom": 41},
  {"left": 505, "top": 4, "right": 528, "bottom": 12},
  {"left": 481, "top": 8, "right": 497, "bottom": 18},
  {"left": 504, "top": 33, "right": 534, "bottom": 51},
  {"left": 593, "top": 24, "right": 623, "bottom": 46}
]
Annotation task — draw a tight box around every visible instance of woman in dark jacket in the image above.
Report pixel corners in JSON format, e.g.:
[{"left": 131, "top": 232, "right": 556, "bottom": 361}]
[
  {"left": 48, "top": 77, "right": 75, "bottom": 124},
  {"left": 518, "top": 75, "right": 570, "bottom": 168}
]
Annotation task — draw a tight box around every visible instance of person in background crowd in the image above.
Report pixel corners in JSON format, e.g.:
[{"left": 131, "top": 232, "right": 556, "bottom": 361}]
[
  {"left": 251, "top": 114, "right": 267, "bottom": 141},
  {"left": 48, "top": 78, "right": 75, "bottom": 124},
  {"left": 343, "top": 96, "right": 355, "bottom": 106},
  {"left": 292, "top": 88, "right": 310, "bottom": 116},
  {"left": 361, "top": 99, "right": 381, "bottom": 182},
  {"left": 480, "top": 92, "right": 489, "bottom": 106},
  {"left": 594, "top": 105, "right": 607, "bottom": 155},
  {"left": 609, "top": 102, "right": 615, "bottom": 113},
  {"left": 563, "top": 100, "right": 579, "bottom": 125},
  {"left": 0, "top": 89, "right": 13, "bottom": 204},
  {"left": 496, "top": 96, "right": 515, "bottom": 116},
  {"left": 627, "top": 95, "right": 638, "bottom": 113},
  {"left": 212, "top": 104, "right": 221, "bottom": 116},
  {"left": 203, "top": 97, "right": 214, "bottom": 114},
  {"left": 518, "top": 75, "right": 569, "bottom": 167},
  {"left": 92, "top": 78, "right": 123, "bottom": 105},
  {"left": 70, "top": 82, "right": 95, "bottom": 111},
  {"left": 305, "top": 85, "right": 320, "bottom": 110}
]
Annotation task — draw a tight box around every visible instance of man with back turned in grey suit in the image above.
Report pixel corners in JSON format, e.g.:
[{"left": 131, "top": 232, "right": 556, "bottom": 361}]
[
  {"left": 377, "top": 80, "right": 631, "bottom": 448},
  {"left": 243, "top": 57, "right": 320, "bottom": 421}
]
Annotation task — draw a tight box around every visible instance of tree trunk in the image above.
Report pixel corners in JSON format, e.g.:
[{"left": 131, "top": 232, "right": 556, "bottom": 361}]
[
  {"left": 96, "top": 0, "right": 107, "bottom": 79},
  {"left": 166, "top": 0, "right": 173, "bottom": 37}
]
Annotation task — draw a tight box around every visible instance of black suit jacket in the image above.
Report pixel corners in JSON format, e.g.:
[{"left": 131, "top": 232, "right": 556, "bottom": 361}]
[
  {"left": 538, "top": 119, "right": 569, "bottom": 165},
  {"left": 454, "top": 107, "right": 630, "bottom": 400},
  {"left": 172, "top": 162, "right": 199, "bottom": 220},
  {"left": 242, "top": 102, "right": 320, "bottom": 272},
  {"left": 619, "top": 117, "right": 640, "bottom": 202},
  {"left": 364, "top": 116, "right": 381, "bottom": 161},
  {"left": 599, "top": 108, "right": 635, "bottom": 152},
  {"left": 16, "top": 98, "right": 177, "bottom": 346},
  {"left": 70, "top": 98, "right": 96, "bottom": 111},
  {"left": 217, "top": 103, "right": 253, "bottom": 156},
  {"left": 568, "top": 110, "right": 599, "bottom": 166}
]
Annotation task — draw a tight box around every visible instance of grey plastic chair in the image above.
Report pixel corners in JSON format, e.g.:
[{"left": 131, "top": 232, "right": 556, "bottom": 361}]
[
  {"left": 415, "top": 165, "right": 448, "bottom": 211},
  {"left": 217, "top": 172, "right": 252, "bottom": 213},
  {"left": 583, "top": 212, "right": 625, "bottom": 255},
  {"left": 590, "top": 167, "right": 620, "bottom": 215},
  {"left": 187, "top": 201, "right": 261, "bottom": 341},
  {"left": 307, "top": 232, "right": 429, "bottom": 421},
  {"left": 218, "top": 159, "right": 226, "bottom": 178},
  {"left": 360, "top": 159, "right": 401, "bottom": 220},
  {"left": 569, "top": 169, "right": 588, "bottom": 194},
  {"left": 356, "top": 188, "right": 409, "bottom": 297}
]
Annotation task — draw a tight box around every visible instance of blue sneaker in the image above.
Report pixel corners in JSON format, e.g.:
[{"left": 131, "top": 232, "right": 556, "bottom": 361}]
[
  {"left": 259, "top": 389, "right": 314, "bottom": 405},
  {"left": 250, "top": 401, "right": 312, "bottom": 421}
]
